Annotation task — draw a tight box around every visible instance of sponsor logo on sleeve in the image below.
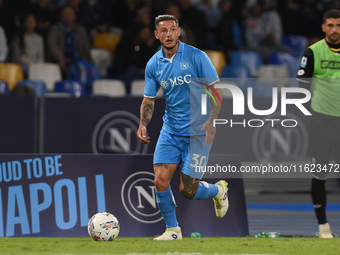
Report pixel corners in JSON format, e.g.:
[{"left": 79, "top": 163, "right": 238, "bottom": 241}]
[{"left": 300, "top": 56, "right": 307, "bottom": 68}]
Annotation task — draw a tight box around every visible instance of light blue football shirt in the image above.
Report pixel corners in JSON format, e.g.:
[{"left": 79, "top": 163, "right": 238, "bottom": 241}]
[{"left": 144, "top": 41, "right": 219, "bottom": 136}]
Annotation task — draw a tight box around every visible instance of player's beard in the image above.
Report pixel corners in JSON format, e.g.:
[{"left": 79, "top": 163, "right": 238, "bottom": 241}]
[
  {"left": 162, "top": 40, "right": 178, "bottom": 51},
  {"left": 327, "top": 33, "right": 340, "bottom": 44}
]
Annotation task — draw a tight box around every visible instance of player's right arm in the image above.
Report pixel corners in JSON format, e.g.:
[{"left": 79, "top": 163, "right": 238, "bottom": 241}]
[
  {"left": 137, "top": 58, "right": 158, "bottom": 144},
  {"left": 137, "top": 97, "right": 155, "bottom": 144}
]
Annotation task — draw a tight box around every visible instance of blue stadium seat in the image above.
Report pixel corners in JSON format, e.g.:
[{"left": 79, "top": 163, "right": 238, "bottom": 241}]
[
  {"left": 222, "top": 64, "right": 252, "bottom": 78},
  {"left": 0, "top": 80, "right": 10, "bottom": 95},
  {"left": 268, "top": 51, "right": 297, "bottom": 65},
  {"left": 282, "top": 35, "right": 307, "bottom": 57},
  {"left": 54, "top": 80, "right": 85, "bottom": 97},
  {"left": 268, "top": 51, "right": 301, "bottom": 81},
  {"left": 16, "top": 80, "right": 47, "bottom": 96},
  {"left": 67, "top": 59, "right": 100, "bottom": 95},
  {"left": 249, "top": 81, "right": 276, "bottom": 98},
  {"left": 221, "top": 64, "right": 251, "bottom": 93},
  {"left": 229, "top": 51, "right": 263, "bottom": 77}
]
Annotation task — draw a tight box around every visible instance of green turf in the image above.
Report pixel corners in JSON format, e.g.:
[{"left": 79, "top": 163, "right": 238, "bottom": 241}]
[{"left": 0, "top": 237, "right": 339, "bottom": 255}]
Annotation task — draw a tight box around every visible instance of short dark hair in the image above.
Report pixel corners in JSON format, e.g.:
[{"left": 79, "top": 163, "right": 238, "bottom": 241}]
[
  {"left": 154, "top": 14, "right": 178, "bottom": 28},
  {"left": 323, "top": 9, "right": 340, "bottom": 23}
]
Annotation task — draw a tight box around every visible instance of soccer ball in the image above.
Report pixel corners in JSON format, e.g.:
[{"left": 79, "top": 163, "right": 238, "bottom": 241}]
[{"left": 88, "top": 212, "right": 120, "bottom": 241}]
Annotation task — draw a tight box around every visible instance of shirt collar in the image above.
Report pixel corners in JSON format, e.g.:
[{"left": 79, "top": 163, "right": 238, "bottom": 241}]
[{"left": 158, "top": 40, "right": 184, "bottom": 60}]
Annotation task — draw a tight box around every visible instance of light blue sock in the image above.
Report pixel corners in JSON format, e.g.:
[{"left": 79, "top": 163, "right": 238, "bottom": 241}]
[
  {"left": 192, "top": 181, "right": 219, "bottom": 200},
  {"left": 155, "top": 186, "right": 178, "bottom": 228}
]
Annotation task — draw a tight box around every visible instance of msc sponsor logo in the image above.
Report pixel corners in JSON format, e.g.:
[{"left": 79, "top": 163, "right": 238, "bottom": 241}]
[
  {"left": 169, "top": 74, "right": 191, "bottom": 86},
  {"left": 121, "top": 171, "right": 162, "bottom": 224},
  {"left": 92, "top": 111, "right": 148, "bottom": 154},
  {"left": 321, "top": 60, "right": 340, "bottom": 69},
  {"left": 160, "top": 75, "right": 191, "bottom": 90}
]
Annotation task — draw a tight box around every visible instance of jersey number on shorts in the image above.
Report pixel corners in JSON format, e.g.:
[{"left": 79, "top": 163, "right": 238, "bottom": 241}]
[{"left": 190, "top": 153, "right": 207, "bottom": 168}]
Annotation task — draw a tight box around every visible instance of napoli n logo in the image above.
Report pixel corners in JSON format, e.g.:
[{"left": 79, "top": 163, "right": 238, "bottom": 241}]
[
  {"left": 252, "top": 112, "right": 308, "bottom": 161},
  {"left": 92, "top": 111, "right": 148, "bottom": 154},
  {"left": 121, "top": 172, "right": 163, "bottom": 224},
  {"left": 181, "top": 62, "right": 189, "bottom": 70}
]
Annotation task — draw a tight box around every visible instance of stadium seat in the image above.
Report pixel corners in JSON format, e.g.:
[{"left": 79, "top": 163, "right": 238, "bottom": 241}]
[
  {"left": 221, "top": 64, "right": 252, "bottom": 79},
  {"left": 229, "top": 51, "right": 263, "bottom": 77},
  {"left": 248, "top": 81, "right": 276, "bottom": 98},
  {"left": 92, "top": 79, "right": 126, "bottom": 97},
  {"left": 203, "top": 50, "right": 227, "bottom": 77},
  {"left": 282, "top": 35, "right": 307, "bottom": 57},
  {"left": 54, "top": 80, "right": 85, "bottom": 97},
  {"left": 16, "top": 80, "right": 47, "bottom": 96},
  {"left": 0, "top": 63, "right": 24, "bottom": 91},
  {"left": 28, "top": 63, "right": 62, "bottom": 92},
  {"left": 67, "top": 59, "right": 100, "bottom": 95},
  {"left": 130, "top": 79, "right": 163, "bottom": 98},
  {"left": 0, "top": 80, "right": 9, "bottom": 95},
  {"left": 91, "top": 48, "right": 112, "bottom": 78},
  {"left": 221, "top": 64, "right": 252, "bottom": 97},
  {"left": 43, "top": 93, "right": 73, "bottom": 98},
  {"left": 93, "top": 33, "right": 121, "bottom": 58},
  {"left": 258, "top": 64, "right": 289, "bottom": 89},
  {"left": 268, "top": 52, "right": 301, "bottom": 83},
  {"left": 268, "top": 51, "right": 297, "bottom": 65}
]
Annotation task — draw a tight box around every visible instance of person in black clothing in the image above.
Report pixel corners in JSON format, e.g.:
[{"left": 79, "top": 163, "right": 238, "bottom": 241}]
[
  {"left": 214, "top": 0, "right": 247, "bottom": 54},
  {"left": 177, "top": 0, "right": 207, "bottom": 49},
  {"left": 296, "top": 0, "right": 326, "bottom": 44},
  {"left": 30, "top": 0, "right": 57, "bottom": 46},
  {"left": 0, "top": 0, "right": 32, "bottom": 43},
  {"left": 112, "top": 23, "right": 160, "bottom": 94},
  {"left": 77, "top": 0, "right": 112, "bottom": 36}
]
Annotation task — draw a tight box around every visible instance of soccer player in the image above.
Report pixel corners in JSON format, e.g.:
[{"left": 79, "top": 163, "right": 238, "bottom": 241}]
[
  {"left": 137, "top": 14, "right": 229, "bottom": 240},
  {"left": 297, "top": 9, "right": 340, "bottom": 238}
]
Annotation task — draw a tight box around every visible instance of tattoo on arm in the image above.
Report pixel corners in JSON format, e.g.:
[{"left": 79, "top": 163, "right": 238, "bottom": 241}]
[
  {"left": 140, "top": 98, "right": 155, "bottom": 127},
  {"left": 154, "top": 163, "right": 169, "bottom": 169}
]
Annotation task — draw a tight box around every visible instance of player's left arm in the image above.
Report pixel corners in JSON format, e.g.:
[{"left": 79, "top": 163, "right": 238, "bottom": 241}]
[
  {"left": 198, "top": 50, "right": 223, "bottom": 146},
  {"left": 201, "top": 81, "right": 223, "bottom": 146}
]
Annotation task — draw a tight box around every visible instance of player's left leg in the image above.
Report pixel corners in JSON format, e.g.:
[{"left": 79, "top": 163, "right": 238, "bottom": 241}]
[
  {"left": 309, "top": 112, "right": 336, "bottom": 238},
  {"left": 179, "top": 135, "right": 229, "bottom": 218}
]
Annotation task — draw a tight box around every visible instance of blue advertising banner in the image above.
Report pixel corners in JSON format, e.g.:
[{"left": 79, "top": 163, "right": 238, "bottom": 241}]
[{"left": 0, "top": 154, "right": 248, "bottom": 237}]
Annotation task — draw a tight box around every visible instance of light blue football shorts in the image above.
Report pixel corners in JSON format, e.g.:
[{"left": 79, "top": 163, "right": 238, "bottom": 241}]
[{"left": 153, "top": 129, "right": 212, "bottom": 179}]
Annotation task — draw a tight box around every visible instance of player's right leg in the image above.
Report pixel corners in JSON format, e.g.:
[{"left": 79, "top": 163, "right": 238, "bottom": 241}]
[{"left": 153, "top": 130, "right": 182, "bottom": 240}]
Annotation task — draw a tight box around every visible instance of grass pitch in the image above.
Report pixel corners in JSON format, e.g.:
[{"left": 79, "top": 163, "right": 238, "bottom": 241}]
[{"left": 0, "top": 237, "right": 339, "bottom": 255}]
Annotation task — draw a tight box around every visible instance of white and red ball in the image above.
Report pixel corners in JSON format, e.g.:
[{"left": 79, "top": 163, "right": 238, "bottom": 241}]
[{"left": 88, "top": 212, "right": 120, "bottom": 241}]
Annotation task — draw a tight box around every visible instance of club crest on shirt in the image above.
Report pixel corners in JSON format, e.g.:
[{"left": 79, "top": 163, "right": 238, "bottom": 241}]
[
  {"left": 181, "top": 62, "right": 189, "bottom": 70},
  {"left": 300, "top": 56, "right": 307, "bottom": 68}
]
